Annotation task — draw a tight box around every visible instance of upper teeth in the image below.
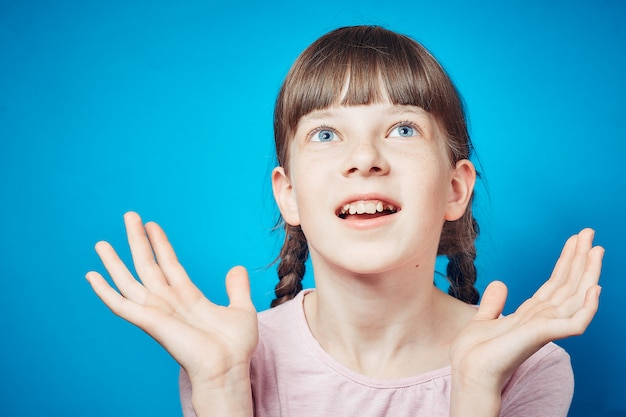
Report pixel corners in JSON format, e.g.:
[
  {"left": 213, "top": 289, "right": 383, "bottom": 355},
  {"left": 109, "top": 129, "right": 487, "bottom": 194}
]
[{"left": 339, "top": 200, "right": 396, "bottom": 215}]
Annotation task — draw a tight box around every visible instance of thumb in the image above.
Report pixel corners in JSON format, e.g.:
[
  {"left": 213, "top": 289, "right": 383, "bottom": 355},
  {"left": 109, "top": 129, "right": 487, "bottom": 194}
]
[
  {"left": 225, "top": 266, "right": 255, "bottom": 312},
  {"left": 474, "top": 280, "right": 508, "bottom": 321}
]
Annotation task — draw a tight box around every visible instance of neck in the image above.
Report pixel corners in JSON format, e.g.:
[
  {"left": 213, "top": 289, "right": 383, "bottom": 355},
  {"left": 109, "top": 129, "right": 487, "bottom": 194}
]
[{"left": 303, "top": 256, "right": 464, "bottom": 378}]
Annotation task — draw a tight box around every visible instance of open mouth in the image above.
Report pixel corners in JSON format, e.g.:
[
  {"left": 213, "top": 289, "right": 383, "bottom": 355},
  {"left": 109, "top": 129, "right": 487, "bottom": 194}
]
[{"left": 336, "top": 200, "right": 398, "bottom": 220}]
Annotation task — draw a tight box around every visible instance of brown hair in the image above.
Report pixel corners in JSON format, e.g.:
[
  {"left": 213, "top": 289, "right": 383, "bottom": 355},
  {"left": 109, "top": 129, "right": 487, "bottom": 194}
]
[{"left": 271, "top": 25, "right": 479, "bottom": 307}]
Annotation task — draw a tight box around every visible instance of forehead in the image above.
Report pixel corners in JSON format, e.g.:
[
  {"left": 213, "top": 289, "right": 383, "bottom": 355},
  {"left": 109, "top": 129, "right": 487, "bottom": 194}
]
[{"left": 296, "top": 102, "right": 436, "bottom": 128}]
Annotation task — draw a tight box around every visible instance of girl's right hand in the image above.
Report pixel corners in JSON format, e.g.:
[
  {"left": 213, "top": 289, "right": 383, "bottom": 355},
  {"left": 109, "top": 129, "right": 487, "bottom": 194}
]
[{"left": 86, "top": 212, "right": 258, "bottom": 416}]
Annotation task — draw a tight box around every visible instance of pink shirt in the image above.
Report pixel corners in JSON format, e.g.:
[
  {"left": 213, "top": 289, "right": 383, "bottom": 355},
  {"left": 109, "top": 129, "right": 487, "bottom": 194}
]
[{"left": 180, "top": 290, "right": 574, "bottom": 416}]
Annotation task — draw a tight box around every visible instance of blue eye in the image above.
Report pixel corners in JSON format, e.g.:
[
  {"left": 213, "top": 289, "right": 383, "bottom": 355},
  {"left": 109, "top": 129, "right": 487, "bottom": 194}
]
[
  {"left": 313, "top": 129, "right": 336, "bottom": 142},
  {"left": 390, "top": 124, "right": 415, "bottom": 137}
]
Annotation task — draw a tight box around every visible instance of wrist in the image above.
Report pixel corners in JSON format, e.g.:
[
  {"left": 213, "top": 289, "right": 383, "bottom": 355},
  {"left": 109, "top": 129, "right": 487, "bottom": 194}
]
[
  {"left": 189, "top": 362, "right": 253, "bottom": 417},
  {"left": 450, "top": 369, "right": 502, "bottom": 417}
]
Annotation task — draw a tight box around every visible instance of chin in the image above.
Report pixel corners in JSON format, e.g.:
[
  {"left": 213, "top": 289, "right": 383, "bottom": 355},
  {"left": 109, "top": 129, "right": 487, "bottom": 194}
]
[{"left": 331, "top": 254, "right": 420, "bottom": 277}]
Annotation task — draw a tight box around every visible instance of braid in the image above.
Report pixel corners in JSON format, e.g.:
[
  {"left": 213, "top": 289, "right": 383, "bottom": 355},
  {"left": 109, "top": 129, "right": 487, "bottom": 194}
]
[
  {"left": 271, "top": 223, "right": 309, "bottom": 307},
  {"left": 446, "top": 252, "right": 479, "bottom": 305},
  {"left": 440, "top": 207, "right": 480, "bottom": 304}
]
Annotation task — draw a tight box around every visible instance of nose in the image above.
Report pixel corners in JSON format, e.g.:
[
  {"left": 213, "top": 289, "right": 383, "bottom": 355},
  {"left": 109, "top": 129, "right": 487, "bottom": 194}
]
[{"left": 343, "top": 140, "right": 390, "bottom": 177}]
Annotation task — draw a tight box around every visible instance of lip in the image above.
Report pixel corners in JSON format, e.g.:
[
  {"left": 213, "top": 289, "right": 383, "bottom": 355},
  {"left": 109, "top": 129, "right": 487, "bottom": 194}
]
[
  {"left": 336, "top": 193, "right": 402, "bottom": 213},
  {"left": 335, "top": 193, "right": 401, "bottom": 229}
]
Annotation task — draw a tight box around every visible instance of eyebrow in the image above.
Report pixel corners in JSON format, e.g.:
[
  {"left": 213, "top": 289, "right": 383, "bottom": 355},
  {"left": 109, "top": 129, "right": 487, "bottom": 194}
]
[
  {"left": 299, "top": 109, "right": 339, "bottom": 122},
  {"left": 300, "top": 105, "right": 429, "bottom": 123},
  {"left": 385, "top": 105, "right": 429, "bottom": 117}
]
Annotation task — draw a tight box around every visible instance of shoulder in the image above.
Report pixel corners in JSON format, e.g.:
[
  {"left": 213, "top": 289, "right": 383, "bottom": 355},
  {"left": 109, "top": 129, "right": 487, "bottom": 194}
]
[
  {"left": 257, "top": 290, "right": 307, "bottom": 334},
  {"left": 250, "top": 291, "right": 312, "bottom": 415},
  {"left": 256, "top": 289, "right": 314, "bottom": 335},
  {"left": 513, "top": 341, "right": 571, "bottom": 375},
  {"left": 501, "top": 342, "right": 573, "bottom": 416},
  {"left": 253, "top": 290, "right": 310, "bottom": 364}
]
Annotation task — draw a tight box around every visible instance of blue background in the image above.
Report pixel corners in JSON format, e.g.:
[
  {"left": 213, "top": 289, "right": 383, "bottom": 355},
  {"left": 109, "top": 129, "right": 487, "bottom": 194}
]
[{"left": 1, "top": 1, "right": 624, "bottom": 416}]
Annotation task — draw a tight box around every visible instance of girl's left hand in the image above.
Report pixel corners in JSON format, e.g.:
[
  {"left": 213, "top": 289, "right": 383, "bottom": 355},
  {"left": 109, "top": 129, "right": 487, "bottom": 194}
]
[{"left": 449, "top": 228, "right": 603, "bottom": 412}]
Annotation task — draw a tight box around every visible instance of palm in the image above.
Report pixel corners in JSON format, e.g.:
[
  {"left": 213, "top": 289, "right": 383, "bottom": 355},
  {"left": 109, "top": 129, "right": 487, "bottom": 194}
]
[
  {"left": 450, "top": 229, "right": 603, "bottom": 391},
  {"left": 86, "top": 212, "right": 259, "bottom": 386}
]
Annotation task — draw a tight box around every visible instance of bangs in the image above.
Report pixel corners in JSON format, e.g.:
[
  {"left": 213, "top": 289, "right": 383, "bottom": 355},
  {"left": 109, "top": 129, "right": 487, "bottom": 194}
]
[
  {"left": 278, "top": 26, "right": 454, "bottom": 134},
  {"left": 274, "top": 26, "right": 470, "bottom": 167}
]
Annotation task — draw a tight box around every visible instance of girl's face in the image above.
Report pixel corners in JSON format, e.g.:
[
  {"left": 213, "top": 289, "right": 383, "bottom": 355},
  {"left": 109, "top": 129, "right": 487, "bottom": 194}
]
[{"left": 272, "top": 100, "right": 475, "bottom": 276}]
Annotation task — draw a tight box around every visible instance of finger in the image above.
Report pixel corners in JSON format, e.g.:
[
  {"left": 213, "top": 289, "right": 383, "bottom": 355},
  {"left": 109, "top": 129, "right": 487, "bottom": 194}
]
[
  {"left": 225, "top": 266, "right": 256, "bottom": 313},
  {"left": 570, "top": 284, "right": 602, "bottom": 333},
  {"left": 568, "top": 244, "right": 604, "bottom": 299},
  {"left": 534, "top": 233, "right": 578, "bottom": 301},
  {"left": 87, "top": 270, "right": 196, "bottom": 366},
  {"left": 548, "top": 285, "right": 601, "bottom": 340},
  {"left": 556, "top": 245, "right": 604, "bottom": 315},
  {"left": 550, "top": 229, "right": 597, "bottom": 304},
  {"left": 567, "top": 228, "right": 595, "bottom": 284},
  {"left": 576, "top": 245, "right": 604, "bottom": 293},
  {"left": 535, "top": 229, "right": 595, "bottom": 302},
  {"left": 95, "top": 240, "right": 146, "bottom": 301},
  {"left": 474, "top": 281, "right": 508, "bottom": 321},
  {"left": 86, "top": 271, "right": 144, "bottom": 320},
  {"left": 145, "top": 220, "right": 190, "bottom": 287},
  {"left": 124, "top": 211, "right": 168, "bottom": 290},
  {"left": 87, "top": 270, "right": 175, "bottom": 335}
]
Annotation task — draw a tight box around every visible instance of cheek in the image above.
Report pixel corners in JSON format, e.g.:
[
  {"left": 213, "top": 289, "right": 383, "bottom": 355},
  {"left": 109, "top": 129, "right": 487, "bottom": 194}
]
[
  {"left": 290, "top": 152, "right": 332, "bottom": 193},
  {"left": 290, "top": 166, "right": 339, "bottom": 225},
  {"left": 405, "top": 156, "right": 452, "bottom": 211},
  {"left": 404, "top": 147, "right": 449, "bottom": 181}
]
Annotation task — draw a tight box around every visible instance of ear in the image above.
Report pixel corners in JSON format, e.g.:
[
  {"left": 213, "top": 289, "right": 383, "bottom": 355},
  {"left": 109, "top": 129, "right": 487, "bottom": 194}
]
[
  {"left": 444, "top": 159, "right": 476, "bottom": 221},
  {"left": 271, "top": 166, "right": 301, "bottom": 226}
]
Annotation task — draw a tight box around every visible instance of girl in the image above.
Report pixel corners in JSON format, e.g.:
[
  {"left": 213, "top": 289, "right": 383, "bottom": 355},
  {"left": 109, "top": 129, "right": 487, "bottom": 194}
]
[{"left": 86, "top": 26, "right": 603, "bottom": 417}]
